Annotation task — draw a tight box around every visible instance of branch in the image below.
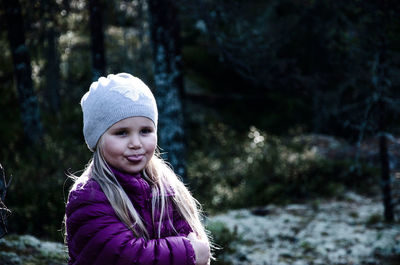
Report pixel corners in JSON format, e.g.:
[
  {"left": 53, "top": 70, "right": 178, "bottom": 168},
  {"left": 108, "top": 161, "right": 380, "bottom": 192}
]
[{"left": 0, "top": 164, "right": 12, "bottom": 239}]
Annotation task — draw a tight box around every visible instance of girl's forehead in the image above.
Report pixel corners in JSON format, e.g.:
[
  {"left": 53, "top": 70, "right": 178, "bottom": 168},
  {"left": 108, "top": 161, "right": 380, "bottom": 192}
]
[{"left": 111, "top": 116, "right": 155, "bottom": 128}]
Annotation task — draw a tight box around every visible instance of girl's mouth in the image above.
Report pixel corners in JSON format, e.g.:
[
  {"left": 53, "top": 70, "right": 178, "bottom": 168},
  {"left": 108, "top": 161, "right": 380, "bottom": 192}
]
[{"left": 126, "top": 155, "right": 144, "bottom": 162}]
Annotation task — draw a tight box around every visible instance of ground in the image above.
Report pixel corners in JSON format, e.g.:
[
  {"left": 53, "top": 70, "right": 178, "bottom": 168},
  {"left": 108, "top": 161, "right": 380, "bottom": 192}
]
[
  {"left": 209, "top": 192, "right": 400, "bottom": 265},
  {"left": 0, "top": 192, "right": 398, "bottom": 265}
]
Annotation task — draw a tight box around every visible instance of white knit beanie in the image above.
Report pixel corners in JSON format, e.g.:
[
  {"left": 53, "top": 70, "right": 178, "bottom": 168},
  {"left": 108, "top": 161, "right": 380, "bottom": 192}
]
[{"left": 81, "top": 73, "right": 158, "bottom": 151}]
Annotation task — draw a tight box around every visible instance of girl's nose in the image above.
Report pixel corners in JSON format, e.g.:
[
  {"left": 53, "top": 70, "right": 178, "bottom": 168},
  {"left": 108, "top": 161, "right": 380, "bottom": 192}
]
[{"left": 128, "top": 135, "right": 142, "bottom": 149}]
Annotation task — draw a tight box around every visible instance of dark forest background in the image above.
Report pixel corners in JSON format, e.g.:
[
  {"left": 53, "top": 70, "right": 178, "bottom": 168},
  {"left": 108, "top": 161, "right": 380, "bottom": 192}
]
[{"left": 0, "top": 0, "right": 400, "bottom": 244}]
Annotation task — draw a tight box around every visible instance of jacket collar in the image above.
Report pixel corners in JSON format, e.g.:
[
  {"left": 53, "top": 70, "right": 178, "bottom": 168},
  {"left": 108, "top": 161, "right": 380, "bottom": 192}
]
[
  {"left": 109, "top": 167, "right": 150, "bottom": 204},
  {"left": 109, "top": 166, "right": 175, "bottom": 198},
  {"left": 110, "top": 166, "right": 142, "bottom": 182}
]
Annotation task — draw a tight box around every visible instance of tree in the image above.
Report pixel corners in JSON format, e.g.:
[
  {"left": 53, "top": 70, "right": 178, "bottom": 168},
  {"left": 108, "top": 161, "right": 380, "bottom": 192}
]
[
  {"left": 39, "top": 0, "right": 62, "bottom": 112},
  {"left": 337, "top": 0, "right": 400, "bottom": 222},
  {"left": 182, "top": 0, "right": 359, "bottom": 133},
  {"left": 1, "top": 0, "right": 43, "bottom": 144},
  {"left": 370, "top": 0, "right": 396, "bottom": 222},
  {"left": 88, "top": 0, "right": 106, "bottom": 80},
  {"left": 148, "top": 0, "right": 187, "bottom": 177},
  {"left": 44, "top": 25, "right": 61, "bottom": 112}
]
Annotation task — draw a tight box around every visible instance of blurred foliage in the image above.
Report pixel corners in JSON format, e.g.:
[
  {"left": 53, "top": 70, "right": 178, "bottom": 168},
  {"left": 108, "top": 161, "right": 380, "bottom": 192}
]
[
  {"left": 181, "top": 0, "right": 400, "bottom": 139},
  {"left": 366, "top": 213, "right": 383, "bottom": 226},
  {"left": 187, "top": 111, "right": 380, "bottom": 212},
  {"left": 1, "top": 101, "right": 91, "bottom": 240},
  {"left": 207, "top": 221, "right": 239, "bottom": 265}
]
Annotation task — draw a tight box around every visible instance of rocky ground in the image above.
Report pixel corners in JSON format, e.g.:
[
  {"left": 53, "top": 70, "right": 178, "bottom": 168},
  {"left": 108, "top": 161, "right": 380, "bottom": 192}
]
[
  {"left": 0, "top": 192, "right": 398, "bottom": 265},
  {"left": 209, "top": 192, "right": 400, "bottom": 265}
]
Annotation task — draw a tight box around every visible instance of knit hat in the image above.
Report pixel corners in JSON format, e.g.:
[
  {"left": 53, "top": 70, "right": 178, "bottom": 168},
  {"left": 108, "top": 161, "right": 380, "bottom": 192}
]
[{"left": 81, "top": 73, "right": 158, "bottom": 151}]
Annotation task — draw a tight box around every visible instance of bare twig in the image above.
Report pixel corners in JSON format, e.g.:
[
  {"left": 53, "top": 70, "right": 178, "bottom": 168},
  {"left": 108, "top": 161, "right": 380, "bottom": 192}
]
[{"left": 0, "top": 164, "right": 11, "bottom": 238}]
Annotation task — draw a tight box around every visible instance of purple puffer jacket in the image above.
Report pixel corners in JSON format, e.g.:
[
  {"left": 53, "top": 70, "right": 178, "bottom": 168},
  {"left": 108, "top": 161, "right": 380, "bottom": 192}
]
[{"left": 65, "top": 168, "right": 196, "bottom": 265}]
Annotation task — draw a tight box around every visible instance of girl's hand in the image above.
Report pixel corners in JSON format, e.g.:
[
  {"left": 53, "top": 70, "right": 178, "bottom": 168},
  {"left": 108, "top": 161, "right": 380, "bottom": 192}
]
[{"left": 187, "top": 232, "right": 210, "bottom": 265}]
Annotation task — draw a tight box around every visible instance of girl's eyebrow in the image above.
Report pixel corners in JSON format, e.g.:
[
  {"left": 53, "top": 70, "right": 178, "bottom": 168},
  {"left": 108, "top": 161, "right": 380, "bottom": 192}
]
[
  {"left": 142, "top": 126, "right": 156, "bottom": 131},
  {"left": 110, "top": 126, "right": 129, "bottom": 131},
  {"left": 110, "top": 125, "right": 154, "bottom": 131}
]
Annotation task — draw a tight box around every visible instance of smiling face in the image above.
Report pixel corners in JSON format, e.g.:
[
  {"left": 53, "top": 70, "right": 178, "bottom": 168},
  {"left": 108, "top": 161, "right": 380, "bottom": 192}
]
[{"left": 99, "top": 116, "right": 157, "bottom": 174}]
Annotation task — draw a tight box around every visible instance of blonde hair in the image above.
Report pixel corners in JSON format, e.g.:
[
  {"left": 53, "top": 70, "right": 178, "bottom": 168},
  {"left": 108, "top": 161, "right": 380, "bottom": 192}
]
[{"left": 69, "top": 138, "right": 209, "bottom": 242}]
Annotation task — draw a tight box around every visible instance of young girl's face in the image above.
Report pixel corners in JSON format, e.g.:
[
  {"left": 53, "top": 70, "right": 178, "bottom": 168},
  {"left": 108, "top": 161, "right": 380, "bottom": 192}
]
[{"left": 100, "top": 116, "right": 157, "bottom": 174}]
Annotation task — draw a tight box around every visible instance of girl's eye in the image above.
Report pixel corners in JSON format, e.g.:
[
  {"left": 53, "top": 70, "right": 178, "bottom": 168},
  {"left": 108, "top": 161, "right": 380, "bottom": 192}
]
[
  {"left": 141, "top": 128, "right": 153, "bottom": 134},
  {"left": 115, "top": 130, "right": 127, "bottom": 136}
]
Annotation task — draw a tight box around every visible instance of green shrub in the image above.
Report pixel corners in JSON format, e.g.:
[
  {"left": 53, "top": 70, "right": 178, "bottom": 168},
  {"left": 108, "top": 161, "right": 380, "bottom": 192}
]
[
  {"left": 207, "top": 221, "right": 239, "bottom": 265},
  {"left": 187, "top": 120, "right": 380, "bottom": 212},
  {"left": 366, "top": 213, "right": 382, "bottom": 226}
]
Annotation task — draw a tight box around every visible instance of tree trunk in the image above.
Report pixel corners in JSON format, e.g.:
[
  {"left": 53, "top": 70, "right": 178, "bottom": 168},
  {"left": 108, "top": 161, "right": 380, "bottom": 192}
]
[
  {"left": 377, "top": 0, "right": 394, "bottom": 222},
  {"left": 377, "top": 69, "right": 393, "bottom": 222},
  {"left": 148, "top": 0, "right": 187, "bottom": 178},
  {"left": 88, "top": 0, "right": 106, "bottom": 80},
  {"left": 2, "top": 0, "right": 43, "bottom": 144},
  {"left": 45, "top": 26, "right": 61, "bottom": 112},
  {"left": 376, "top": 52, "right": 394, "bottom": 222},
  {"left": 379, "top": 131, "right": 394, "bottom": 221}
]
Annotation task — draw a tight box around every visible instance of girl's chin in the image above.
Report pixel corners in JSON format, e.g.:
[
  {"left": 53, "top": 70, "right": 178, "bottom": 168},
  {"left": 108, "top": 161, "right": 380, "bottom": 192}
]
[{"left": 121, "top": 162, "right": 147, "bottom": 174}]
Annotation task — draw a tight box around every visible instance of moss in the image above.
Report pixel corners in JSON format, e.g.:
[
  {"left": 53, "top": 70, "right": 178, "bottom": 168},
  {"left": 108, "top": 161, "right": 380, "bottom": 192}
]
[
  {"left": 366, "top": 214, "right": 382, "bottom": 226},
  {"left": 300, "top": 241, "right": 316, "bottom": 254}
]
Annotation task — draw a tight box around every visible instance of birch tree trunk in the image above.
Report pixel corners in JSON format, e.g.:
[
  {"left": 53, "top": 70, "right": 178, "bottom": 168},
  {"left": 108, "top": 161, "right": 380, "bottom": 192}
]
[
  {"left": 148, "top": 0, "right": 186, "bottom": 178},
  {"left": 88, "top": 0, "right": 106, "bottom": 80},
  {"left": 2, "top": 0, "right": 43, "bottom": 144}
]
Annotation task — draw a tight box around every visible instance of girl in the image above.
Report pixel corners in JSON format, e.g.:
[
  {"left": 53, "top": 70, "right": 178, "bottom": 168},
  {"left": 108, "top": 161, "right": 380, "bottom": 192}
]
[{"left": 65, "top": 73, "right": 211, "bottom": 265}]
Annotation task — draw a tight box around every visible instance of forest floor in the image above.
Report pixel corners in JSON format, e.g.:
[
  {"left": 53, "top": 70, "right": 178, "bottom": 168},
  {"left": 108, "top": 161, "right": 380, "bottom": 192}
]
[
  {"left": 0, "top": 234, "right": 67, "bottom": 265},
  {"left": 210, "top": 191, "right": 400, "bottom": 265},
  {"left": 0, "top": 192, "right": 398, "bottom": 265}
]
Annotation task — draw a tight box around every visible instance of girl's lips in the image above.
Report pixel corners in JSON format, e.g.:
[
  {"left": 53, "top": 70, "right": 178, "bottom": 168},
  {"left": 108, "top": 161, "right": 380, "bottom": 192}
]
[{"left": 126, "top": 155, "right": 144, "bottom": 162}]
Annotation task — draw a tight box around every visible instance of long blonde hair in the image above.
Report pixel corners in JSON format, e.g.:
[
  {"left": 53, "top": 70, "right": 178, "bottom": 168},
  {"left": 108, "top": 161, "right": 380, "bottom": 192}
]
[{"left": 69, "top": 140, "right": 209, "bottom": 242}]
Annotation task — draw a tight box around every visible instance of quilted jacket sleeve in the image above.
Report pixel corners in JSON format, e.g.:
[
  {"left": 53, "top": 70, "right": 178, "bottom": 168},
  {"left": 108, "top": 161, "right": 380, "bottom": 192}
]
[{"left": 66, "top": 182, "right": 196, "bottom": 265}]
